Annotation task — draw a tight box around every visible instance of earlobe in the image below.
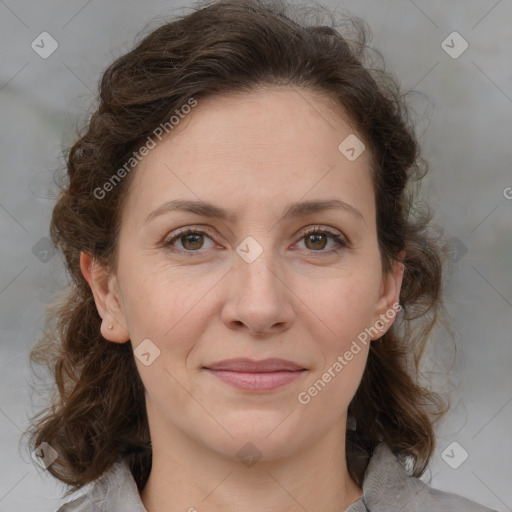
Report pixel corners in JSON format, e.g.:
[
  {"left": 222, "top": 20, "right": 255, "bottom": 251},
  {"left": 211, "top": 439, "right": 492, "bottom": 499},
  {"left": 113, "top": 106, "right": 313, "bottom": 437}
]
[{"left": 79, "top": 251, "right": 130, "bottom": 343}]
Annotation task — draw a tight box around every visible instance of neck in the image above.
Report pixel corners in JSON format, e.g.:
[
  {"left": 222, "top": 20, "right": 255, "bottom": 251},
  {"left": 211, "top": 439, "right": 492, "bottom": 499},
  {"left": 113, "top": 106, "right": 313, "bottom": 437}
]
[{"left": 140, "top": 417, "right": 362, "bottom": 512}]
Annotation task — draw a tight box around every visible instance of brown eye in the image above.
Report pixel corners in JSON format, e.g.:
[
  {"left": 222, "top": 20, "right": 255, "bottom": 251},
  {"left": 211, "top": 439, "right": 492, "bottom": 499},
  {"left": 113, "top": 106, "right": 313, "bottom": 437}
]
[
  {"left": 296, "top": 227, "right": 348, "bottom": 254},
  {"left": 164, "top": 228, "right": 217, "bottom": 253},
  {"left": 304, "top": 232, "right": 328, "bottom": 250},
  {"left": 181, "top": 232, "right": 204, "bottom": 250}
]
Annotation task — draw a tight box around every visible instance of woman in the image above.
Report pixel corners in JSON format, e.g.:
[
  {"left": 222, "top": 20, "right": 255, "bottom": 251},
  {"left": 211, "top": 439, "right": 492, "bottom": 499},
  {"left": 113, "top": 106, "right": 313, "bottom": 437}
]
[{"left": 24, "top": 0, "right": 497, "bottom": 510}]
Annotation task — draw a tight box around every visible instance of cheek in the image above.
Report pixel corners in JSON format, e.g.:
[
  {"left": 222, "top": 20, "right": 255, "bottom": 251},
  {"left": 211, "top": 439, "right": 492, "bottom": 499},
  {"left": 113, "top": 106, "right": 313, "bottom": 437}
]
[
  {"left": 300, "top": 271, "right": 381, "bottom": 350},
  {"left": 119, "top": 255, "right": 190, "bottom": 330},
  {"left": 295, "top": 342, "right": 369, "bottom": 437},
  {"left": 124, "top": 275, "right": 204, "bottom": 404},
  {"left": 120, "top": 263, "right": 219, "bottom": 376},
  {"left": 311, "top": 290, "right": 372, "bottom": 392}
]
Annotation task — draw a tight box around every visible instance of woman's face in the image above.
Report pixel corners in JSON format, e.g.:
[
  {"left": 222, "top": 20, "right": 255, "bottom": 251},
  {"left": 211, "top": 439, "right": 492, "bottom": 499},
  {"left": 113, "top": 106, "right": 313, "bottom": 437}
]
[{"left": 83, "top": 86, "right": 404, "bottom": 461}]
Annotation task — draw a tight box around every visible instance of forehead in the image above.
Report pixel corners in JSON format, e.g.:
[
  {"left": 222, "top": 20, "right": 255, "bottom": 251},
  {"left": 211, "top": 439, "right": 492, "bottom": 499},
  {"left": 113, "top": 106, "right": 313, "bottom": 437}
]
[{"left": 121, "top": 86, "right": 375, "bottom": 228}]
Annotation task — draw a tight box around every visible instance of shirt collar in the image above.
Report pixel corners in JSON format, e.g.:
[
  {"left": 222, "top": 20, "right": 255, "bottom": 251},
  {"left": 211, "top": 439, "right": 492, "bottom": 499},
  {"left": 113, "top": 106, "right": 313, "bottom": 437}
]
[
  {"left": 346, "top": 442, "right": 494, "bottom": 512},
  {"left": 81, "top": 443, "right": 407, "bottom": 512},
  {"left": 346, "top": 441, "right": 428, "bottom": 511},
  {"left": 75, "top": 457, "right": 147, "bottom": 512},
  {"left": 74, "top": 442, "right": 492, "bottom": 512}
]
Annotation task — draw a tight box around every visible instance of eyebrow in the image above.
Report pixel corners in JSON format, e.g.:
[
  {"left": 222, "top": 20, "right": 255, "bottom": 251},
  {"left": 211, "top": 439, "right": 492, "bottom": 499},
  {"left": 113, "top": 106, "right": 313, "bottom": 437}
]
[{"left": 144, "top": 198, "right": 365, "bottom": 225}]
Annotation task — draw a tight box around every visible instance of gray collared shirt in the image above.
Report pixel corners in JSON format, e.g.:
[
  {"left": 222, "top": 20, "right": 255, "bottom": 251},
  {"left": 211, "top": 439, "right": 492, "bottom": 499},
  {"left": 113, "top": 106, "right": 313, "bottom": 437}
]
[{"left": 57, "top": 442, "right": 497, "bottom": 511}]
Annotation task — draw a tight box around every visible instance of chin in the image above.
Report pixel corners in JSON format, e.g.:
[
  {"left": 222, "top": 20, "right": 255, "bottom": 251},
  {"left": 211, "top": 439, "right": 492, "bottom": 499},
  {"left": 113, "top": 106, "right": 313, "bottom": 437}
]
[{"left": 202, "top": 410, "right": 307, "bottom": 462}]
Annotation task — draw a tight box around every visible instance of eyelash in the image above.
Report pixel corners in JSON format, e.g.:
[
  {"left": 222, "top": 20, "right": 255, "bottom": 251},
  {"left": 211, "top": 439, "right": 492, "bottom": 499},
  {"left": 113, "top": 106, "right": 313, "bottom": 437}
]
[{"left": 161, "top": 226, "right": 348, "bottom": 256}]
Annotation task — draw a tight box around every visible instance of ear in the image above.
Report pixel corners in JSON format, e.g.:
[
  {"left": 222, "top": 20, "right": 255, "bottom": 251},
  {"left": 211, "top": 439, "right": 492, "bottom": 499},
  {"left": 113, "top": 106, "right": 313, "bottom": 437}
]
[
  {"left": 371, "top": 250, "right": 406, "bottom": 340},
  {"left": 80, "top": 251, "right": 130, "bottom": 343}
]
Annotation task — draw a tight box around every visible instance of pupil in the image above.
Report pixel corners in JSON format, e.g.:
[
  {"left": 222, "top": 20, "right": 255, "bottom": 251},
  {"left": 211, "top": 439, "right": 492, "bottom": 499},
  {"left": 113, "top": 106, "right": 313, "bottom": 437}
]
[
  {"left": 307, "top": 234, "right": 326, "bottom": 250},
  {"left": 184, "top": 234, "right": 202, "bottom": 250}
]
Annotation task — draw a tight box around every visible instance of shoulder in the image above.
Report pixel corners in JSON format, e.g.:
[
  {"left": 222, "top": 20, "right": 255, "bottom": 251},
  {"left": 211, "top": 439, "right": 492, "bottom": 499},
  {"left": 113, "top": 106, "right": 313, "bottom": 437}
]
[
  {"left": 55, "top": 458, "right": 147, "bottom": 512},
  {"left": 347, "top": 442, "right": 498, "bottom": 512}
]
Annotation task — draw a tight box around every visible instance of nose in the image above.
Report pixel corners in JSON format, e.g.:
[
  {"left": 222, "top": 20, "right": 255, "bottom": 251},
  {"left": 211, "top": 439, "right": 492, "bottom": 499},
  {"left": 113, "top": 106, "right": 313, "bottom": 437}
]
[{"left": 220, "top": 246, "right": 295, "bottom": 337}]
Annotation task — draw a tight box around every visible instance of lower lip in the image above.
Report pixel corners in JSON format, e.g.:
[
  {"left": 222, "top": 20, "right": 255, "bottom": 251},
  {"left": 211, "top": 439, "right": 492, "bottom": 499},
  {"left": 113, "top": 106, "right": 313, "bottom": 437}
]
[{"left": 204, "top": 369, "right": 306, "bottom": 391}]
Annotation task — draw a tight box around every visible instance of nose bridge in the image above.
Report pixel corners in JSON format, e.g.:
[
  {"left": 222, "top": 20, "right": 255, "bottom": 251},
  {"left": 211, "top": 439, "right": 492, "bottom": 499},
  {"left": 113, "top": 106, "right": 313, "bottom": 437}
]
[
  {"left": 223, "top": 234, "right": 293, "bottom": 333},
  {"left": 235, "top": 234, "right": 282, "bottom": 298}
]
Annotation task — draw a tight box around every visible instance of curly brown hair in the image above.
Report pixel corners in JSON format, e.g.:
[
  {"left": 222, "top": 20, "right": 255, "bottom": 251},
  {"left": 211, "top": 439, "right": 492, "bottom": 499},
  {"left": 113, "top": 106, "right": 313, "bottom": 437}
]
[{"left": 23, "top": 0, "right": 452, "bottom": 498}]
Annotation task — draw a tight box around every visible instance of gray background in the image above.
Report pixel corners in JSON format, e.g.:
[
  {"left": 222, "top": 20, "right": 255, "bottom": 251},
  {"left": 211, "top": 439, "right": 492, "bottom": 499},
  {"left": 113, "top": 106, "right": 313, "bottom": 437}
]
[{"left": 1, "top": 0, "right": 511, "bottom": 510}]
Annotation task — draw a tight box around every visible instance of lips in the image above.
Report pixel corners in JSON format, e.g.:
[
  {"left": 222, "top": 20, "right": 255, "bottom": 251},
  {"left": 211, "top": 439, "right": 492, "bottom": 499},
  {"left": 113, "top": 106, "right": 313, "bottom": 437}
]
[
  {"left": 203, "top": 358, "right": 305, "bottom": 372},
  {"left": 203, "top": 358, "right": 307, "bottom": 391}
]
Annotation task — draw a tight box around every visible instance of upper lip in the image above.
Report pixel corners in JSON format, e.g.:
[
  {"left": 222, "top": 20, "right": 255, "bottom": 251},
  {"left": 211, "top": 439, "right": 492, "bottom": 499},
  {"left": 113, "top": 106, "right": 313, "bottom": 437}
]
[{"left": 203, "top": 358, "right": 306, "bottom": 372}]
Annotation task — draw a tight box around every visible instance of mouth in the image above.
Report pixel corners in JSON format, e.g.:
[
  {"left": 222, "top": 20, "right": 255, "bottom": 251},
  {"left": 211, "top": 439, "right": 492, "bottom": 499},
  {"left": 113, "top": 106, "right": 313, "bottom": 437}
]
[{"left": 202, "top": 358, "right": 307, "bottom": 392}]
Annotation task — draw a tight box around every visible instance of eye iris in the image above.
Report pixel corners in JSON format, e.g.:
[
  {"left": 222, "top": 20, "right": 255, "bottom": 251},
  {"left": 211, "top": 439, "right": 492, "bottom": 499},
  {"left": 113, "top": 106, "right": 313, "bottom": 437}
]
[
  {"left": 182, "top": 233, "right": 203, "bottom": 250},
  {"left": 172, "top": 230, "right": 337, "bottom": 252},
  {"left": 305, "top": 233, "right": 327, "bottom": 250}
]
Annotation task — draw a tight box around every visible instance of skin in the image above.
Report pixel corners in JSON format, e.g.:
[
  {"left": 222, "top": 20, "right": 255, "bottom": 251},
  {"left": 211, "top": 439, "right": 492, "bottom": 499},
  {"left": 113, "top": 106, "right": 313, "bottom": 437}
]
[{"left": 81, "top": 85, "right": 404, "bottom": 512}]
